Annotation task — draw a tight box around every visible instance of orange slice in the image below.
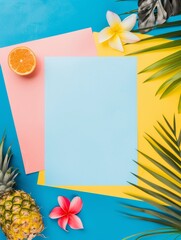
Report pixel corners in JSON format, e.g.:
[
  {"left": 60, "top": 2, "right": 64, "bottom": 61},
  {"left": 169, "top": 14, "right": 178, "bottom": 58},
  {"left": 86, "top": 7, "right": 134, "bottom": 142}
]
[{"left": 8, "top": 46, "right": 36, "bottom": 76}]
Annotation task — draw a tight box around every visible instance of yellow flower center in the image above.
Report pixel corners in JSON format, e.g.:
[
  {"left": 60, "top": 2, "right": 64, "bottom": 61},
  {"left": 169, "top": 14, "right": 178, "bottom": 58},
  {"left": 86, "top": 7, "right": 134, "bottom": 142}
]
[{"left": 111, "top": 23, "right": 123, "bottom": 34}]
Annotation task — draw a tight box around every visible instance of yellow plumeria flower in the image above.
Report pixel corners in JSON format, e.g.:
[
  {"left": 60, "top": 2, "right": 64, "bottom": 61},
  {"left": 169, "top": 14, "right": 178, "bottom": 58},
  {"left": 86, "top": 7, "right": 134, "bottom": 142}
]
[{"left": 99, "top": 11, "right": 140, "bottom": 52}]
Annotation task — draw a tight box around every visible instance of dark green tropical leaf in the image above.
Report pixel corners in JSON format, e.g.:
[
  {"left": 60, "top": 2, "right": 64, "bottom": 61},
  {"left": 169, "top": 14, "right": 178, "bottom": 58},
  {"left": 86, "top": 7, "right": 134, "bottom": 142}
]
[
  {"left": 128, "top": 182, "right": 181, "bottom": 211},
  {"left": 125, "top": 192, "right": 181, "bottom": 218},
  {"left": 154, "top": 20, "right": 181, "bottom": 28},
  {"left": 128, "top": 39, "right": 181, "bottom": 55},
  {"left": 139, "top": 30, "right": 181, "bottom": 42},
  {"left": 173, "top": 115, "right": 177, "bottom": 136},
  {"left": 154, "top": 126, "right": 180, "bottom": 156},
  {"left": 156, "top": 71, "right": 181, "bottom": 96},
  {"left": 124, "top": 204, "right": 181, "bottom": 225},
  {"left": 145, "top": 139, "right": 180, "bottom": 172},
  {"left": 119, "top": 9, "right": 138, "bottom": 15},
  {"left": 163, "top": 115, "right": 175, "bottom": 135},
  {"left": 129, "top": 14, "right": 181, "bottom": 113},
  {"left": 177, "top": 129, "right": 181, "bottom": 147},
  {"left": 133, "top": 161, "right": 180, "bottom": 192},
  {"left": 124, "top": 212, "right": 180, "bottom": 229},
  {"left": 139, "top": 51, "right": 181, "bottom": 73},
  {"left": 138, "top": 150, "right": 180, "bottom": 182},
  {"left": 135, "top": 229, "right": 179, "bottom": 240},
  {"left": 160, "top": 79, "right": 181, "bottom": 99},
  {"left": 134, "top": 209, "right": 180, "bottom": 227},
  {"left": 122, "top": 227, "right": 177, "bottom": 240},
  {"left": 124, "top": 117, "right": 181, "bottom": 239},
  {"left": 132, "top": 20, "right": 181, "bottom": 33},
  {"left": 144, "top": 61, "right": 180, "bottom": 82},
  {"left": 123, "top": 195, "right": 181, "bottom": 221},
  {"left": 145, "top": 134, "right": 181, "bottom": 166},
  {"left": 132, "top": 172, "right": 181, "bottom": 203},
  {"left": 178, "top": 95, "right": 181, "bottom": 114},
  {"left": 156, "top": 120, "right": 178, "bottom": 147}
]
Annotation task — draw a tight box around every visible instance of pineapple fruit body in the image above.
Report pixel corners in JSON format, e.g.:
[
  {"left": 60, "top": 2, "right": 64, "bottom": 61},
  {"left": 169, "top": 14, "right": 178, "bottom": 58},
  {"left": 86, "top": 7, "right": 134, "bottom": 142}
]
[
  {"left": 0, "top": 190, "right": 43, "bottom": 240},
  {"left": 0, "top": 137, "right": 44, "bottom": 239}
]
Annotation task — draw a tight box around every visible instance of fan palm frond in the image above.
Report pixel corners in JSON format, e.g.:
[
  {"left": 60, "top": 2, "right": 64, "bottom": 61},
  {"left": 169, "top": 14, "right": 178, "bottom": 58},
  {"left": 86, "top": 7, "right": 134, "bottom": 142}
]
[{"left": 122, "top": 116, "right": 181, "bottom": 239}]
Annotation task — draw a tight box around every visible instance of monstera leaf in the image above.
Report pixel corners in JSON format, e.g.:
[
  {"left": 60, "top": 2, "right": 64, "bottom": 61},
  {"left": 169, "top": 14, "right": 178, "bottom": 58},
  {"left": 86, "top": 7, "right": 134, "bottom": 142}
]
[
  {"left": 138, "top": 0, "right": 167, "bottom": 32},
  {"left": 118, "top": 0, "right": 181, "bottom": 32},
  {"left": 166, "top": 0, "right": 181, "bottom": 15},
  {"left": 138, "top": 0, "right": 181, "bottom": 32}
]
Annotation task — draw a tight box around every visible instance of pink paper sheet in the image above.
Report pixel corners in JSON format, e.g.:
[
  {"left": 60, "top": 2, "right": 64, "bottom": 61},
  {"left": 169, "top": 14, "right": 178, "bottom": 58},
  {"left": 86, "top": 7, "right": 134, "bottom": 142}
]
[{"left": 0, "top": 28, "right": 97, "bottom": 174}]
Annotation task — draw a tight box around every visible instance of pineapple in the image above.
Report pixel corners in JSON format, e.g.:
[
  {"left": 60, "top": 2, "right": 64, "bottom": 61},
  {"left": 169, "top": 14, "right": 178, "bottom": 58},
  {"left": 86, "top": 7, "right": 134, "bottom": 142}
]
[{"left": 0, "top": 137, "right": 44, "bottom": 240}]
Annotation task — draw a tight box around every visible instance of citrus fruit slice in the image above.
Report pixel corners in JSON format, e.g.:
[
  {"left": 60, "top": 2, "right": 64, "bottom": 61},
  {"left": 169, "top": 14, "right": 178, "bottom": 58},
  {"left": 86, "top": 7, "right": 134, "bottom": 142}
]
[{"left": 8, "top": 46, "right": 36, "bottom": 76}]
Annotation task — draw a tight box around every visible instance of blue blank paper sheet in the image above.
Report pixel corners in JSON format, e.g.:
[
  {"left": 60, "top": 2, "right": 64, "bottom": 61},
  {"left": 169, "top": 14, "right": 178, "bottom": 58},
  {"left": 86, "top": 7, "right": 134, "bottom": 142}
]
[{"left": 45, "top": 57, "right": 137, "bottom": 186}]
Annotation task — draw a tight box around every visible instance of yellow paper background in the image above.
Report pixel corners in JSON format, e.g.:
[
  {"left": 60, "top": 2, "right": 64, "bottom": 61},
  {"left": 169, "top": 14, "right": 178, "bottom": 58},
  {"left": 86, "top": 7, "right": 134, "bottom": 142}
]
[{"left": 38, "top": 33, "right": 181, "bottom": 199}]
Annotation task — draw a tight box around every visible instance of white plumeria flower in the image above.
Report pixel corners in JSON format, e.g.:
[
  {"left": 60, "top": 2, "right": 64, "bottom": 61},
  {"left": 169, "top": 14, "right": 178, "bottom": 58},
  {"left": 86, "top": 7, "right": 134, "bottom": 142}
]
[{"left": 99, "top": 11, "right": 140, "bottom": 52}]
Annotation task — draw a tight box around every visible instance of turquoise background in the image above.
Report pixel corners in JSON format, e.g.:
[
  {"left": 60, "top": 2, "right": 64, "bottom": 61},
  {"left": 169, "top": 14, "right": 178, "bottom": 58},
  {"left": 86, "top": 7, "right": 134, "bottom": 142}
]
[{"left": 0, "top": 1, "right": 180, "bottom": 239}]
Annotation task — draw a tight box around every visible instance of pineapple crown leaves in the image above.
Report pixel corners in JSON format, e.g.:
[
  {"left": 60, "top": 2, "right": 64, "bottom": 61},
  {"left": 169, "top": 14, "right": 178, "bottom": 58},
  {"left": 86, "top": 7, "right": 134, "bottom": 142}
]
[
  {"left": 0, "top": 136, "right": 19, "bottom": 195},
  {"left": 122, "top": 115, "right": 181, "bottom": 239}
]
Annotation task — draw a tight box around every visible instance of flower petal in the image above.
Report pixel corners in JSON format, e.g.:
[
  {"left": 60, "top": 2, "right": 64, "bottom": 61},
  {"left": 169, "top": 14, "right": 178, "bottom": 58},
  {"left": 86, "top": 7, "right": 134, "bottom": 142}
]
[
  {"left": 121, "top": 31, "right": 140, "bottom": 43},
  {"left": 58, "top": 216, "right": 69, "bottom": 231},
  {"left": 108, "top": 35, "right": 124, "bottom": 52},
  {"left": 106, "top": 10, "right": 121, "bottom": 27},
  {"left": 69, "top": 197, "right": 83, "bottom": 214},
  {"left": 49, "top": 207, "right": 65, "bottom": 219},
  {"left": 68, "top": 214, "right": 84, "bottom": 230},
  {"left": 98, "top": 27, "right": 114, "bottom": 43},
  {"left": 122, "top": 14, "right": 137, "bottom": 31},
  {"left": 58, "top": 196, "right": 70, "bottom": 212}
]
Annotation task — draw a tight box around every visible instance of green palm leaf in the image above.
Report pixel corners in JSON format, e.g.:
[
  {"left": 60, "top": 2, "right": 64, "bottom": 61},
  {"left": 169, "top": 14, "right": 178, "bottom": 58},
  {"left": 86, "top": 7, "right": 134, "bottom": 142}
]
[
  {"left": 123, "top": 116, "right": 181, "bottom": 239},
  {"left": 155, "top": 71, "right": 181, "bottom": 96},
  {"left": 123, "top": 205, "right": 181, "bottom": 227},
  {"left": 145, "top": 134, "right": 181, "bottom": 166},
  {"left": 139, "top": 30, "right": 181, "bottom": 42},
  {"left": 125, "top": 212, "right": 179, "bottom": 229},
  {"left": 118, "top": 3, "right": 181, "bottom": 113},
  {"left": 132, "top": 20, "right": 181, "bottom": 33},
  {"left": 156, "top": 119, "right": 179, "bottom": 146},
  {"left": 160, "top": 79, "right": 181, "bottom": 99},
  {"left": 127, "top": 182, "right": 180, "bottom": 211},
  {"left": 119, "top": 9, "right": 138, "bottom": 15},
  {"left": 127, "top": 21, "right": 181, "bottom": 113},
  {"left": 122, "top": 228, "right": 179, "bottom": 240},
  {"left": 179, "top": 95, "right": 181, "bottom": 114},
  {"left": 154, "top": 126, "right": 180, "bottom": 155},
  {"left": 131, "top": 172, "right": 180, "bottom": 203},
  {"left": 128, "top": 39, "right": 181, "bottom": 56},
  {"left": 139, "top": 50, "right": 181, "bottom": 74},
  {"left": 138, "top": 150, "right": 180, "bottom": 182},
  {"left": 144, "top": 61, "right": 180, "bottom": 82},
  {"left": 123, "top": 195, "right": 181, "bottom": 220}
]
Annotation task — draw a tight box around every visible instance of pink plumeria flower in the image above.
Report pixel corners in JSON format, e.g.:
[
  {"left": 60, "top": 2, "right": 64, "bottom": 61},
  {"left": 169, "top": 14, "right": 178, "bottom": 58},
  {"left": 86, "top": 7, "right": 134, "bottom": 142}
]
[
  {"left": 99, "top": 10, "right": 140, "bottom": 52},
  {"left": 49, "top": 196, "right": 84, "bottom": 232}
]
